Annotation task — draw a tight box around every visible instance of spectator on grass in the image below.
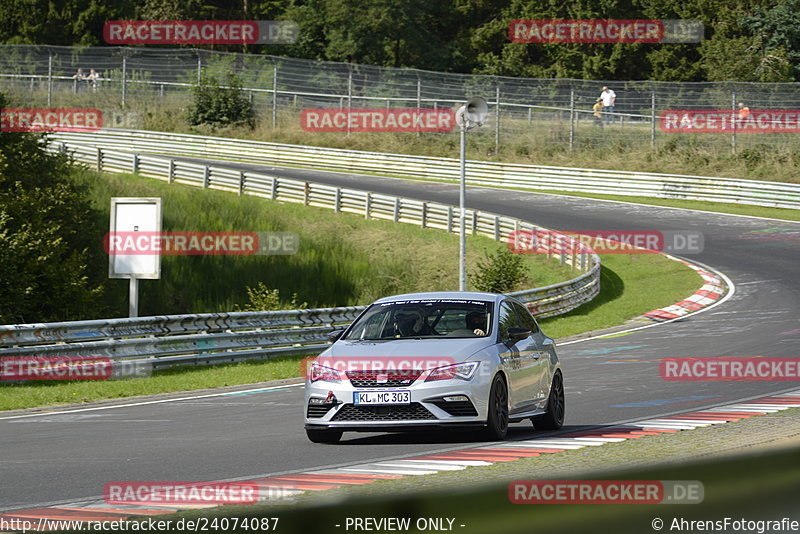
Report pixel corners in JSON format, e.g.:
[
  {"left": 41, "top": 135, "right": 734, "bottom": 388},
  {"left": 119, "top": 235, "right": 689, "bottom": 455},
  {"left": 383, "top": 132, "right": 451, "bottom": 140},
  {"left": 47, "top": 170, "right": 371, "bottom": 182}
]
[
  {"left": 738, "top": 102, "right": 750, "bottom": 122},
  {"left": 86, "top": 69, "right": 100, "bottom": 92},
  {"left": 72, "top": 68, "right": 87, "bottom": 93},
  {"left": 593, "top": 98, "right": 604, "bottom": 128},
  {"left": 600, "top": 86, "right": 616, "bottom": 124}
]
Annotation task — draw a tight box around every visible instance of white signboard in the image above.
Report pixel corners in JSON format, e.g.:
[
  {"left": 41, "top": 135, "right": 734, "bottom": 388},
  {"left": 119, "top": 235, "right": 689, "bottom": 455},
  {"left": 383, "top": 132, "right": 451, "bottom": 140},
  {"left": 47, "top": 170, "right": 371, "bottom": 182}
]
[{"left": 109, "top": 197, "right": 162, "bottom": 279}]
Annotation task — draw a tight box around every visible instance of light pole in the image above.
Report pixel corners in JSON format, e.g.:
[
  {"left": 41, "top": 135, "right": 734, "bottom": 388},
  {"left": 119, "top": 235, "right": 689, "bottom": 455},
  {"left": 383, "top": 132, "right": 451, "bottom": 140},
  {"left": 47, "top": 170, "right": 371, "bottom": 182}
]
[{"left": 455, "top": 97, "right": 488, "bottom": 291}]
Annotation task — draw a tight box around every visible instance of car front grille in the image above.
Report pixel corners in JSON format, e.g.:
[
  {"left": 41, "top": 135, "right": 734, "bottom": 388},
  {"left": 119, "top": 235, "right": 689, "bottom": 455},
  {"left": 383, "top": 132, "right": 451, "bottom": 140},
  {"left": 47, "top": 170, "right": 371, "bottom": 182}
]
[
  {"left": 346, "top": 370, "right": 422, "bottom": 388},
  {"left": 331, "top": 402, "right": 436, "bottom": 421},
  {"left": 306, "top": 403, "right": 335, "bottom": 418},
  {"left": 428, "top": 399, "right": 478, "bottom": 417}
]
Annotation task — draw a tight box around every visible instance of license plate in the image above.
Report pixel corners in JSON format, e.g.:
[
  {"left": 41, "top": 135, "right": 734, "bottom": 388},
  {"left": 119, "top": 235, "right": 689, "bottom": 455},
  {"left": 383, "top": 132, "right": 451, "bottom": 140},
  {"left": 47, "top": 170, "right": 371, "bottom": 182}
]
[{"left": 353, "top": 390, "right": 410, "bottom": 405}]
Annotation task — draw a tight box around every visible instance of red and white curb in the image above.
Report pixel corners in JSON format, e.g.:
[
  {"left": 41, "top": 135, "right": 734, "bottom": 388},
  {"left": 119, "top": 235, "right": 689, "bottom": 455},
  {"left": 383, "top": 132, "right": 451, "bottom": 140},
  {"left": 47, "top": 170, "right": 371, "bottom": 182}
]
[
  {"left": 3, "top": 391, "right": 799, "bottom": 527},
  {"left": 643, "top": 258, "right": 727, "bottom": 322}
]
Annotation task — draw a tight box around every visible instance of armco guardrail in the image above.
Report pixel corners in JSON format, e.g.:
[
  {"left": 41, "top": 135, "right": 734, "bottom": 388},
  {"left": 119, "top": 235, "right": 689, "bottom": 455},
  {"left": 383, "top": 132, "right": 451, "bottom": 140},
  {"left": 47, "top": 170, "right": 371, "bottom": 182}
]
[
  {"left": 49, "top": 129, "right": 800, "bottom": 210},
  {"left": 0, "top": 308, "right": 364, "bottom": 371},
  {"left": 0, "top": 136, "right": 600, "bottom": 374}
]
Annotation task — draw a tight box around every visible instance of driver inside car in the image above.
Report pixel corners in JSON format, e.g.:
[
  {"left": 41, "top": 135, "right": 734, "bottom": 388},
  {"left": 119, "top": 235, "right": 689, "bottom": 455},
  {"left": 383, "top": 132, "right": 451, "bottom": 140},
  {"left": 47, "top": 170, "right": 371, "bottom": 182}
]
[
  {"left": 393, "top": 310, "right": 425, "bottom": 337},
  {"left": 466, "top": 311, "right": 487, "bottom": 336}
]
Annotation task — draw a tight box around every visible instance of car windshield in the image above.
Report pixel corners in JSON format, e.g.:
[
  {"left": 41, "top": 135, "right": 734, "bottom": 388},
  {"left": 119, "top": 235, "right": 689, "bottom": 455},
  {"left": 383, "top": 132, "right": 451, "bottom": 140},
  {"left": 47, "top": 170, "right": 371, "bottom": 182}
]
[{"left": 342, "top": 299, "right": 492, "bottom": 340}]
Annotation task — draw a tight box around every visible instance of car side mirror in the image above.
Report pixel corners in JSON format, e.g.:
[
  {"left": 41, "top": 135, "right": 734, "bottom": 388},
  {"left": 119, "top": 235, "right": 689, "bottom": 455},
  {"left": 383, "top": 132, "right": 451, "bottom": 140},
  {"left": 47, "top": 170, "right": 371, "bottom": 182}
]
[
  {"left": 327, "top": 329, "right": 345, "bottom": 343},
  {"left": 506, "top": 327, "right": 532, "bottom": 344}
]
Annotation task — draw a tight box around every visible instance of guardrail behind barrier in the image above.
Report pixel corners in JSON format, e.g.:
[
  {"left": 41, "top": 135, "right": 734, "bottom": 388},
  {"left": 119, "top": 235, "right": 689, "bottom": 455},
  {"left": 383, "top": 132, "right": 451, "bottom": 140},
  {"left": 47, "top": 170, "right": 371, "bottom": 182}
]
[
  {"left": 49, "top": 129, "right": 800, "bottom": 210},
  {"left": 0, "top": 138, "right": 600, "bottom": 374}
]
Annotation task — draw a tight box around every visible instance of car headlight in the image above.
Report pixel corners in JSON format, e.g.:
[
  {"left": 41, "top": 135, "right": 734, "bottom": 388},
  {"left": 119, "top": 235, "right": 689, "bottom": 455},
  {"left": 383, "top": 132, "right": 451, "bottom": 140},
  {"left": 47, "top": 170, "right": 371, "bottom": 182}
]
[
  {"left": 425, "top": 362, "right": 479, "bottom": 382},
  {"left": 310, "top": 363, "right": 341, "bottom": 383}
]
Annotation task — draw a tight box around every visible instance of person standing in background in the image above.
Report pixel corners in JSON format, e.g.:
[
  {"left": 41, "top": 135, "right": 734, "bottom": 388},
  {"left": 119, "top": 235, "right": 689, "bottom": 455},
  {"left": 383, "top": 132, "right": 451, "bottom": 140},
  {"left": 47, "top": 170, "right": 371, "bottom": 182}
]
[
  {"left": 737, "top": 102, "right": 750, "bottom": 126},
  {"left": 593, "top": 98, "right": 604, "bottom": 128},
  {"left": 600, "top": 86, "right": 616, "bottom": 125},
  {"left": 86, "top": 69, "right": 100, "bottom": 92}
]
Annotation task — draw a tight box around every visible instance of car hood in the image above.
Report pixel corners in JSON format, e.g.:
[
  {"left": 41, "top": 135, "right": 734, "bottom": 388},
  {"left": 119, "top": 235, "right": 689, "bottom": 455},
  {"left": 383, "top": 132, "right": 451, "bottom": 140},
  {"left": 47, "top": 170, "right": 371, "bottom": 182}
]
[{"left": 321, "top": 338, "right": 495, "bottom": 365}]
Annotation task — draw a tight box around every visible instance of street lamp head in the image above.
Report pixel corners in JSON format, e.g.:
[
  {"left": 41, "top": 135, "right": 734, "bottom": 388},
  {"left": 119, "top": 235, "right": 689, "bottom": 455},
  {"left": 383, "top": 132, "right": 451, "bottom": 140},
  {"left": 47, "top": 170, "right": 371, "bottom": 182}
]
[{"left": 456, "top": 97, "right": 488, "bottom": 129}]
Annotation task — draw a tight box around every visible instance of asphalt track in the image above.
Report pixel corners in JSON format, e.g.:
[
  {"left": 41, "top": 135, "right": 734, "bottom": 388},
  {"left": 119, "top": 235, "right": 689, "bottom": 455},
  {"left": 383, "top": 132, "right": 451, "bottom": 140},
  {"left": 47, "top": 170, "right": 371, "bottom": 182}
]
[{"left": 2, "top": 159, "right": 799, "bottom": 512}]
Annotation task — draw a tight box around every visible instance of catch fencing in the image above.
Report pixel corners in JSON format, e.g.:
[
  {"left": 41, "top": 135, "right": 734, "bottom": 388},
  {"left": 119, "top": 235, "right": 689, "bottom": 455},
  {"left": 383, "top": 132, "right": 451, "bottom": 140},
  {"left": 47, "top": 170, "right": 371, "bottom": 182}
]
[{"left": 2, "top": 45, "right": 800, "bottom": 152}]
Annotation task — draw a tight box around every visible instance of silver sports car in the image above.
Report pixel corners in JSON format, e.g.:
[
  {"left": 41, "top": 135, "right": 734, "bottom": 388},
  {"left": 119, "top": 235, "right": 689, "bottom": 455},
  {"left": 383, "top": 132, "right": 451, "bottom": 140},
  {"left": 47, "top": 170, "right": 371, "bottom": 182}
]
[{"left": 304, "top": 291, "right": 564, "bottom": 443}]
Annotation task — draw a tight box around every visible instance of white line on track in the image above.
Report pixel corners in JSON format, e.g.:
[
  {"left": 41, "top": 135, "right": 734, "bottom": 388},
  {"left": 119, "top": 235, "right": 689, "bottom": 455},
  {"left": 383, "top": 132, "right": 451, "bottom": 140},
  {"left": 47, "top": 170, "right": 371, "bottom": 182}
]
[{"left": 0, "top": 383, "right": 304, "bottom": 421}]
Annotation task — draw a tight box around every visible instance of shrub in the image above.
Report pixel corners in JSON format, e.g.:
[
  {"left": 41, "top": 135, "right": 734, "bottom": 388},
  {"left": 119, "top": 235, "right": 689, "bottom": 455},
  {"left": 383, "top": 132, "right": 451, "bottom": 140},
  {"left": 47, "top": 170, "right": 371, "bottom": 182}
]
[
  {"left": 187, "top": 72, "right": 255, "bottom": 128},
  {"left": 470, "top": 247, "right": 527, "bottom": 293},
  {"left": 239, "top": 282, "right": 308, "bottom": 311}
]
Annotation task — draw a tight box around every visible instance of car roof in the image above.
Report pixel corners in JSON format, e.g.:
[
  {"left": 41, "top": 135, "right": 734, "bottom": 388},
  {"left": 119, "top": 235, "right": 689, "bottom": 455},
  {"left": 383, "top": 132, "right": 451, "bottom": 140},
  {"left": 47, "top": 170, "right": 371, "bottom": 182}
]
[{"left": 373, "top": 291, "right": 505, "bottom": 305}]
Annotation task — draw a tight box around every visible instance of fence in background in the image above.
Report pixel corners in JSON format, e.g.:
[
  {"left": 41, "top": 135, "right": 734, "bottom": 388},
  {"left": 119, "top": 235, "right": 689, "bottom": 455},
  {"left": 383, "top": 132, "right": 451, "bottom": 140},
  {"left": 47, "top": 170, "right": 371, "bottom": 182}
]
[
  {"left": 0, "top": 136, "right": 601, "bottom": 375},
  {"left": 2, "top": 45, "right": 800, "bottom": 152},
  {"left": 49, "top": 129, "right": 800, "bottom": 209}
]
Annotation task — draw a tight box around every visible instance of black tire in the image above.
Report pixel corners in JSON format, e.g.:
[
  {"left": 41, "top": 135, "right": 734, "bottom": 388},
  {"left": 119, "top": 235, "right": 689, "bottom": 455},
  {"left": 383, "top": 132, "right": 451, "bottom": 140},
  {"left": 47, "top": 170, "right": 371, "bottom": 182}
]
[
  {"left": 532, "top": 371, "right": 565, "bottom": 431},
  {"left": 481, "top": 374, "right": 509, "bottom": 440},
  {"left": 305, "top": 428, "right": 343, "bottom": 443}
]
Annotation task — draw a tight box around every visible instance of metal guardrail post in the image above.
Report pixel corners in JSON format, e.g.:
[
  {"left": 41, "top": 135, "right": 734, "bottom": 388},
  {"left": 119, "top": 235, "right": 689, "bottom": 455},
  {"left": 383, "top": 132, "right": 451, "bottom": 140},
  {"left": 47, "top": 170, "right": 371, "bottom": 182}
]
[
  {"left": 365, "top": 192, "right": 371, "bottom": 219},
  {"left": 271, "top": 59, "right": 278, "bottom": 129},
  {"left": 346, "top": 66, "right": 353, "bottom": 136},
  {"left": 447, "top": 206, "right": 453, "bottom": 233},
  {"left": 334, "top": 188, "right": 341, "bottom": 212},
  {"left": 495, "top": 83, "right": 501, "bottom": 153},
  {"left": 393, "top": 197, "right": 400, "bottom": 222},
  {"left": 731, "top": 89, "right": 737, "bottom": 154},
  {"left": 416, "top": 74, "right": 421, "bottom": 138},
  {"left": 651, "top": 91, "right": 656, "bottom": 149},
  {"left": 203, "top": 165, "right": 210, "bottom": 188},
  {"left": 121, "top": 55, "right": 127, "bottom": 109},
  {"left": 421, "top": 202, "right": 427, "bottom": 228},
  {"left": 569, "top": 89, "right": 575, "bottom": 152},
  {"left": 238, "top": 170, "right": 245, "bottom": 196},
  {"left": 270, "top": 177, "right": 277, "bottom": 199},
  {"left": 303, "top": 182, "right": 310, "bottom": 205},
  {"left": 46, "top": 53, "right": 53, "bottom": 107},
  {"left": 168, "top": 159, "right": 174, "bottom": 183},
  {"left": 132, "top": 153, "right": 139, "bottom": 174},
  {"left": 96, "top": 147, "right": 102, "bottom": 171},
  {"left": 196, "top": 56, "right": 202, "bottom": 84}
]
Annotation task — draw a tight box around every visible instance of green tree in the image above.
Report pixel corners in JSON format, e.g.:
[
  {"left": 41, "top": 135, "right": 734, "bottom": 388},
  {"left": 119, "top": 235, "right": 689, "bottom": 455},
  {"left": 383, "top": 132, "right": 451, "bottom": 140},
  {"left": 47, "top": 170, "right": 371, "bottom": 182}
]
[
  {"left": 0, "top": 0, "right": 137, "bottom": 46},
  {"left": 0, "top": 93, "right": 105, "bottom": 323},
  {"left": 745, "top": 0, "right": 800, "bottom": 80}
]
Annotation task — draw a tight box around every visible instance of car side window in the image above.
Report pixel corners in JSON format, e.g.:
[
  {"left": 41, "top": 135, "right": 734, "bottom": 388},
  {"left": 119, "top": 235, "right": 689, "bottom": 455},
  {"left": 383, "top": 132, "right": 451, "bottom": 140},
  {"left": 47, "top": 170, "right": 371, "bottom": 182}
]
[
  {"left": 512, "top": 301, "right": 540, "bottom": 334},
  {"left": 497, "top": 302, "right": 520, "bottom": 341}
]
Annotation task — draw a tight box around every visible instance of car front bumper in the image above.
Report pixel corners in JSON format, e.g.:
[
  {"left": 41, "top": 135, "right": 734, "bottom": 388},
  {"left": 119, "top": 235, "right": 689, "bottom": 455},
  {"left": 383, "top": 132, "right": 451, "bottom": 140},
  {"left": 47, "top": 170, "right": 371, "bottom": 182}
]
[{"left": 304, "top": 377, "right": 489, "bottom": 430}]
